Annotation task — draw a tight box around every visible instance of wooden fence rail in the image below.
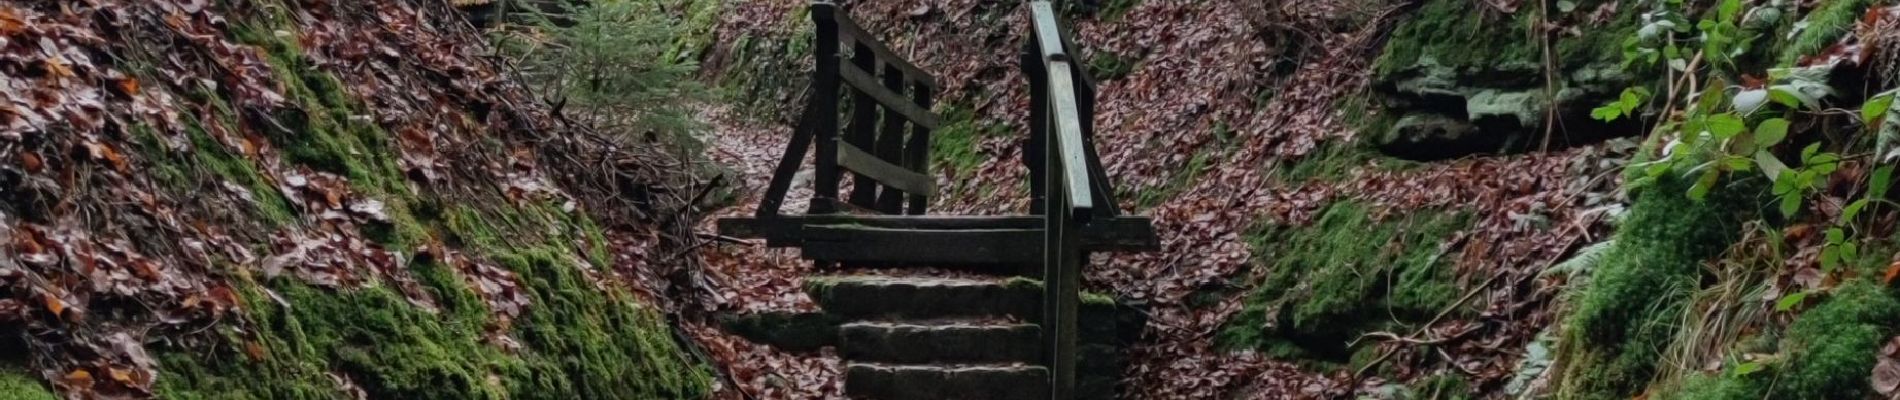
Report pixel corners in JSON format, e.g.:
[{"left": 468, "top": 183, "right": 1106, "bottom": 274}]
[{"left": 756, "top": 1, "right": 940, "bottom": 218}]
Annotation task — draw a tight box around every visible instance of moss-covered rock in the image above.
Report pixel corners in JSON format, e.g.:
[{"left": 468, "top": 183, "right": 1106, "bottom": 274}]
[
  {"left": 1556, "top": 177, "right": 1751, "bottom": 400},
  {"left": 1221, "top": 202, "right": 1471, "bottom": 362}
]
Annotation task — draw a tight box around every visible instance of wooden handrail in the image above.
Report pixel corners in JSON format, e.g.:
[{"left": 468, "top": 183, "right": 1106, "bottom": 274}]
[{"left": 1028, "top": 2, "right": 1092, "bottom": 399}]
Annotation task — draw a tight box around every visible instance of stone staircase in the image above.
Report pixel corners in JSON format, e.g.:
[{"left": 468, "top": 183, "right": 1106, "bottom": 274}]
[{"left": 726, "top": 275, "right": 1138, "bottom": 400}]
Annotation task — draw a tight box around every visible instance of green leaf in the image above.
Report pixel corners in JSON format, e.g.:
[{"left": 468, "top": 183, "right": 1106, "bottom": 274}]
[
  {"left": 1873, "top": 166, "right": 1894, "bottom": 198},
  {"left": 1734, "top": 361, "right": 1767, "bottom": 377},
  {"left": 1864, "top": 94, "right": 1895, "bottom": 124},
  {"left": 1775, "top": 291, "right": 1808, "bottom": 312},
  {"left": 1709, "top": 113, "right": 1746, "bottom": 138},
  {"left": 1690, "top": 169, "right": 1720, "bottom": 200},
  {"left": 1827, "top": 227, "right": 1846, "bottom": 244},
  {"left": 1592, "top": 105, "right": 1622, "bottom": 122},
  {"left": 1802, "top": 142, "right": 1822, "bottom": 161},
  {"left": 1756, "top": 151, "right": 1791, "bottom": 182},
  {"left": 1844, "top": 199, "right": 1870, "bottom": 223},
  {"left": 1723, "top": 155, "right": 1754, "bottom": 171},
  {"left": 1719, "top": 0, "right": 1741, "bottom": 20},
  {"left": 1770, "top": 88, "right": 1803, "bottom": 108},
  {"left": 1821, "top": 246, "right": 1840, "bottom": 271},
  {"left": 1755, "top": 118, "right": 1790, "bottom": 147},
  {"left": 1843, "top": 242, "right": 1861, "bottom": 265},
  {"left": 1780, "top": 193, "right": 1803, "bottom": 216}
]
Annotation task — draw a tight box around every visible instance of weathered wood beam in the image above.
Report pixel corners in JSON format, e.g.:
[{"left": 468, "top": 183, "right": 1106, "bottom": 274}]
[
  {"left": 716, "top": 215, "right": 1159, "bottom": 251},
  {"left": 839, "top": 63, "right": 940, "bottom": 129},
  {"left": 812, "top": 2, "right": 939, "bottom": 90},
  {"left": 837, "top": 143, "right": 937, "bottom": 199}
]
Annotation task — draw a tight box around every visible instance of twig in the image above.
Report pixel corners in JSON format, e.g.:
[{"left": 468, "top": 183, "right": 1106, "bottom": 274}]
[
  {"left": 697, "top": 232, "right": 755, "bottom": 245},
  {"left": 1352, "top": 271, "right": 1503, "bottom": 379}
]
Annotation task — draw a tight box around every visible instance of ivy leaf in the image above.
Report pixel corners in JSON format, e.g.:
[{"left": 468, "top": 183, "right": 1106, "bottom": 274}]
[
  {"left": 1775, "top": 291, "right": 1808, "bottom": 312},
  {"left": 1709, "top": 113, "right": 1746, "bottom": 138},
  {"left": 1755, "top": 118, "right": 1790, "bottom": 147}
]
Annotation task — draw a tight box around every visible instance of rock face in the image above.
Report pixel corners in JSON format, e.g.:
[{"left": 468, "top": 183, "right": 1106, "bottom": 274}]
[
  {"left": 1366, "top": 0, "right": 1647, "bottom": 160},
  {"left": 1370, "top": 56, "right": 1637, "bottom": 160}
]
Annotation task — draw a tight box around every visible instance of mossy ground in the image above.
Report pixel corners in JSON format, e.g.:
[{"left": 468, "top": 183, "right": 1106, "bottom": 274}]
[
  {"left": 1555, "top": 177, "right": 1752, "bottom": 400},
  {"left": 1665, "top": 281, "right": 1900, "bottom": 400},
  {"left": 0, "top": 360, "right": 54, "bottom": 400},
  {"left": 140, "top": 3, "right": 713, "bottom": 398},
  {"left": 1220, "top": 201, "right": 1471, "bottom": 363}
]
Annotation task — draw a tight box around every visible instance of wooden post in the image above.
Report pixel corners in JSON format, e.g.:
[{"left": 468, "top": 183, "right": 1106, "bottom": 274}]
[
  {"left": 875, "top": 64, "right": 911, "bottom": 213},
  {"left": 809, "top": 2, "right": 844, "bottom": 214},
  {"left": 1023, "top": 43, "right": 1049, "bottom": 216},
  {"left": 846, "top": 43, "right": 882, "bottom": 209},
  {"left": 905, "top": 83, "right": 934, "bottom": 215}
]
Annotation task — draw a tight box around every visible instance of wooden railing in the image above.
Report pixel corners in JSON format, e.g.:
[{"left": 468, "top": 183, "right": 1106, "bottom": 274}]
[
  {"left": 1023, "top": 2, "right": 1116, "bottom": 398},
  {"left": 756, "top": 1, "right": 941, "bottom": 218}
]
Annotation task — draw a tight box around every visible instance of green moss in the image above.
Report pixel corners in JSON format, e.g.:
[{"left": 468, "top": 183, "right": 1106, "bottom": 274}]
[
  {"left": 224, "top": 11, "right": 411, "bottom": 199},
  {"left": 1557, "top": 177, "right": 1750, "bottom": 400},
  {"left": 1131, "top": 148, "right": 1210, "bottom": 210},
  {"left": 1086, "top": 50, "right": 1137, "bottom": 82},
  {"left": 1220, "top": 202, "right": 1471, "bottom": 362},
  {"left": 132, "top": 117, "right": 299, "bottom": 226},
  {"left": 1664, "top": 282, "right": 1900, "bottom": 400},
  {"left": 0, "top": 363, "right": 53, "bottom": 400},
  {"left": 1778, "top": 0, "right": 1881, "bottom": 66},
  {"left": 1409, "top": 374, "right": 1475, "bottom": 400},
  {"left": 931, "top": 105, "right": 1007, "bottom": 190},
  {"left": 1375, "top": 0, "right": 1635, "bottom": 80}
]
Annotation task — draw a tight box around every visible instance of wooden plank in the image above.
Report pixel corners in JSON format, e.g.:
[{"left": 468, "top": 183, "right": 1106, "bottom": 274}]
[
  {"left": 838, "top": 143, "right": 936, "bottom": 198},
  {"left": 715, "top": 215, "right": 1157, "bottom": 251},
  {"left": 839, "top": 63, "right": 940, "bottom": 129},
  {"left": 1029, "top": 2, "right": 1070, "bottom": 62},
  {"left": 874, "top": 64, "right": 912, "bottom": 213},
  {"left": 809, "top": 7, "right": 844, "bottom": 214},
  {"left": 756, "top": 108, "right": 819, "bottom": 218},
  {"left": 812, "top": 3, "right": 939, "bottom": 89},
  {"left": 904, "top": 83, "right": 935, "bottom": 215},
  {"left": 846, "top": 44, "right": 882, "bottom": 210},
  {"left": 1046, "top": 61, "right": 1095, "bottom": 220},
  {"left": 799, "top": 226, "right": 1041, "bottom": 265}
]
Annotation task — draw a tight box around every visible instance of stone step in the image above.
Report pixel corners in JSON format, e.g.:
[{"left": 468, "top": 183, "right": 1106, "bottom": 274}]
[
  {"left": 805, "top": 276, "right": 1040, "bottom": 320},
  {"left": 844, "top": 363, "right": 1048, "bottom": 400},
  {"left": 839, "top": 322, "right": 1041, "bottom": 364}
]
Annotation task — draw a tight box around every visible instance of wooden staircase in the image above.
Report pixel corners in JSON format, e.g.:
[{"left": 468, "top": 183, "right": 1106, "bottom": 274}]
[{"left": 717, "top": 2, "right": 1157, "bottom": 399}]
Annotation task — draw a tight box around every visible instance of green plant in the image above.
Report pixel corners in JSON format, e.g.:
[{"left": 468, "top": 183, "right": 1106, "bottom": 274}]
[{"left": 492, "top": 0, "right": 710, "bottom": 148}]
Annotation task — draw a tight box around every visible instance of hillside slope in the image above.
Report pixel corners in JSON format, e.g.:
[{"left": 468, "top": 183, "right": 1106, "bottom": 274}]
[
  {"left": 691, "top": 0, "right": 1900, "bottom": 399},
  {"left": 0, "top": 1, "right": 712, "bottom": 398}
]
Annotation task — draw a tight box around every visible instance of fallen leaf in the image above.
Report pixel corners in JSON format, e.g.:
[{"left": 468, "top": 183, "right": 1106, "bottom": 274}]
[{"left": 63, "top": 369, "right": 93, "bottom": 389}]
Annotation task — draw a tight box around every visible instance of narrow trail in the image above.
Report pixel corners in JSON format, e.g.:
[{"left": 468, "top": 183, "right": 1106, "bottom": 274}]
[{"left": 682, "top": 1, "right": 1627, "bottom": 399}]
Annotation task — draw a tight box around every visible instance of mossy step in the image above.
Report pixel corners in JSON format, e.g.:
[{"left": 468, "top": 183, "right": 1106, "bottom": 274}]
[
  {"left": 839, "top": 322, "right": 1040, "bottom": 364},
  {"left": 844, "top": 363, "right": 1048, "bottom": 400},
  {"left": 805, "top": 276, "right": 1041, "bottom": 320},
  {"left": 718, "top": 311, "right": 846, "bottom": 352}
]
